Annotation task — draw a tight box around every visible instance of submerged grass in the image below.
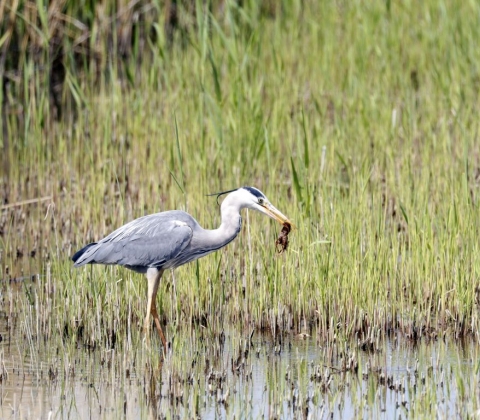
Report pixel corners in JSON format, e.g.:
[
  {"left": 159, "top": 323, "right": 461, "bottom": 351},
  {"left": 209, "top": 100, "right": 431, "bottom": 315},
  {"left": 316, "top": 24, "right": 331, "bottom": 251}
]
[
  {"left": 1, "top": 0, "right": 480, "bottom": 357},
  {"left": 2, "top": 322, "right": 480, "bottom": 418}
]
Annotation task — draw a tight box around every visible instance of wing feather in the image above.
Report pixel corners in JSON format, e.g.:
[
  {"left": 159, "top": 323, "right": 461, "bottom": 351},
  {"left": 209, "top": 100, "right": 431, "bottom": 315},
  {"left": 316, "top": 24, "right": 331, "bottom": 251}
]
[{"left": 73, "top": 211, "right": 194, "bottom": 271}]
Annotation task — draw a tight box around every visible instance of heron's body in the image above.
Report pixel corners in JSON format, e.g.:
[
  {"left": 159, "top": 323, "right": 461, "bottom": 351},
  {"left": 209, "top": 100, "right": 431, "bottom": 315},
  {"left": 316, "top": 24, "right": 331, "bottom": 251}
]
[{"left": 72, "top": 187, "right": 291, "bottom": 352}]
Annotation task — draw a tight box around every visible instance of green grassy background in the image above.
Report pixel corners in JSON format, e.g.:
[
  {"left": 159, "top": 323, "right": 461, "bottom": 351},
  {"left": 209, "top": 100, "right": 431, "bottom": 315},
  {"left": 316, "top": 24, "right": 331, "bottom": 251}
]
[{"left": 2, "top": 0, "right": 480, "bottom": 348}]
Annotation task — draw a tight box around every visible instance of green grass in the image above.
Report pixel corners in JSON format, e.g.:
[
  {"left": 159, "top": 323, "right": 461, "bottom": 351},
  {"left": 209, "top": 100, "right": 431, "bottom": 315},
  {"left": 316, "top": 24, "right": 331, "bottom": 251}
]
[{"left": 2, "top": 0, "right": 480, "bottom": 353}]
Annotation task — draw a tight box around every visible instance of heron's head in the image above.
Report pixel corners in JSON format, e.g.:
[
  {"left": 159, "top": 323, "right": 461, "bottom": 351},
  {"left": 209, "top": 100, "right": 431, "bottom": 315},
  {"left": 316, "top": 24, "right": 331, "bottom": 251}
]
[{"left": 221, "top": 186, "right": 292, "bottom": 225}]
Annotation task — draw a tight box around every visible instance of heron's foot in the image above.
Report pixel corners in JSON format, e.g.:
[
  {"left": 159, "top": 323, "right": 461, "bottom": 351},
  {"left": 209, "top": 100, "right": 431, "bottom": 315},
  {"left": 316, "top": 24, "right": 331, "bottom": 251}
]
[{"left": 143, "top": 323, "right": 168, "bottom": 356}]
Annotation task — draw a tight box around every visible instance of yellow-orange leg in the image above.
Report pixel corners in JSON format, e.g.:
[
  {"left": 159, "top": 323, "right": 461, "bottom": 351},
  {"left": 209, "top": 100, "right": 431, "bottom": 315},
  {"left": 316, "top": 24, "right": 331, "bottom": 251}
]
[
  {"left": 151, "top": 300, "right": 167, "bottom": 351},
  {"left": 144, "top": 268, "right": 167, "bottom": 352}
]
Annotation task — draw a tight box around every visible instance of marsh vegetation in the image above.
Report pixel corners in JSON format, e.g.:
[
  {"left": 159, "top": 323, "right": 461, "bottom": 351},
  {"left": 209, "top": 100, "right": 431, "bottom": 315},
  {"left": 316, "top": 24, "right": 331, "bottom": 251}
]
[{"left": 2, "top": 0, "right": 480, "bottom": 417}]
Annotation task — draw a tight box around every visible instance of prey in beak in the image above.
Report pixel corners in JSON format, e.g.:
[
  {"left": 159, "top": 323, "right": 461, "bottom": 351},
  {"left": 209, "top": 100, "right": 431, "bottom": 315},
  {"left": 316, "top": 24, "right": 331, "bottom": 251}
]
[{"left": 256, "top": 198, "right": 293, "bottom": 253}]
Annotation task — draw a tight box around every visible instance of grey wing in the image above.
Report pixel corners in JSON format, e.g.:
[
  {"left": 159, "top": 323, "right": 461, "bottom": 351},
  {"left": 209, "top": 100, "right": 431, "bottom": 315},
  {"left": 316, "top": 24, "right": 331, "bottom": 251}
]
[{"left": 73, "top": 212, "right": 194, "bottom": 271}]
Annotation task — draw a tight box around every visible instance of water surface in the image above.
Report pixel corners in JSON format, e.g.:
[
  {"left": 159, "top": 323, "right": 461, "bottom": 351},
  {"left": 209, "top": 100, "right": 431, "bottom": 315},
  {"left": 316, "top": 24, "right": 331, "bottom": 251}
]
[{"left": 1, "top": 310, "right": 478, "bottom": 419}]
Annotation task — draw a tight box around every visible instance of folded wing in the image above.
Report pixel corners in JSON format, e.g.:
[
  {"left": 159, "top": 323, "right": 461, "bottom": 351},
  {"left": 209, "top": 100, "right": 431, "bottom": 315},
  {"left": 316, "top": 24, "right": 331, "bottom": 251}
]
[{"left": 72, "top": 211, "right": 194, "bottom": 272}]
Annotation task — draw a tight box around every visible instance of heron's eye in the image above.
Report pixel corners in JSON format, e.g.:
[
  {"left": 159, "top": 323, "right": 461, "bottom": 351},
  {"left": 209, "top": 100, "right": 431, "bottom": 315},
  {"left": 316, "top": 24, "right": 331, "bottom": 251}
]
[{"left": 258, "top": 198, "right": 265, "bottom": 205}]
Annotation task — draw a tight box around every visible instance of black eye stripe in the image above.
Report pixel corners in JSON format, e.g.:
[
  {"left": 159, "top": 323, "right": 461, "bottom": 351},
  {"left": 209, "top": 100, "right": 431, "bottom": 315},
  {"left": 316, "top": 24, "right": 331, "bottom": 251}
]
[{"left": 243, "top": 186, "right": 266, "bottom": 200}]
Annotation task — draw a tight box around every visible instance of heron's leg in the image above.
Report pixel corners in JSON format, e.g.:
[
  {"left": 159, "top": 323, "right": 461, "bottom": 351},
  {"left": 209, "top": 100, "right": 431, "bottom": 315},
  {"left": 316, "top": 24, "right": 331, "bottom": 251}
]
[
  {"left": 144, "top": 268, "right": 164, "bottom": 346},
  {"left": 151, "top": 299, "right": 167, "bottom": 351}
]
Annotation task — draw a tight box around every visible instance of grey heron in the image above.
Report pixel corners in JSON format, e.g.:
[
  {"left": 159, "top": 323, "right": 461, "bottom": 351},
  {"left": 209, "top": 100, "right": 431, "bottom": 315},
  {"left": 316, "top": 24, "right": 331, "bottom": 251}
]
[{"left": 72, "top": 186, "right": 292, "bottom": 351}]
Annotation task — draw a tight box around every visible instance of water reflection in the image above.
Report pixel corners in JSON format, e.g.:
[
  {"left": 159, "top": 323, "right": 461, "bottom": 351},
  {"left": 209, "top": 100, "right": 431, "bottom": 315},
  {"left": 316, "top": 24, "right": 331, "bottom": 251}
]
[{"left": 1, "top": 313, "right": 479, "bottom": 419}]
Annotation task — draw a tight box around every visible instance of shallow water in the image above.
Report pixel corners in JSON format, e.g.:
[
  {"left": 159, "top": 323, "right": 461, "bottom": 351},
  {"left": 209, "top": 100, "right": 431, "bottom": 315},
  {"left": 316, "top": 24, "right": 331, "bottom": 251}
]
[{"left": 1, "top": 307, "right": 479, "bottom": 420}]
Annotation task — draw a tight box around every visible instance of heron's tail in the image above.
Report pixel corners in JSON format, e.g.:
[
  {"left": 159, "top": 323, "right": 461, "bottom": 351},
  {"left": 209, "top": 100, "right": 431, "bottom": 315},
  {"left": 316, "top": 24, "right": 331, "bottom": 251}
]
[{"left": 72, "top": 242, "right": 98, "bottom": 266}]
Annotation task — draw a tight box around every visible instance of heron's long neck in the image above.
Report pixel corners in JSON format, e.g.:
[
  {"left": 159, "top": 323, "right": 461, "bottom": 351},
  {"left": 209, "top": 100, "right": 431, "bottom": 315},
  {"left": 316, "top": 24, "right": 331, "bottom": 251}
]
[{"left": 195, "top": 198, "right": 242, "bottom": 251}]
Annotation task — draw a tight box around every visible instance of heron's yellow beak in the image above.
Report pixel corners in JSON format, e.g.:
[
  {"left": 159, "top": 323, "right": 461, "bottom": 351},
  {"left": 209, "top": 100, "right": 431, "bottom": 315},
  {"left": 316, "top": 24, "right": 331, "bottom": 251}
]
[{"left": 260, "top": 202, "right": 293, "bottom": 227}]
